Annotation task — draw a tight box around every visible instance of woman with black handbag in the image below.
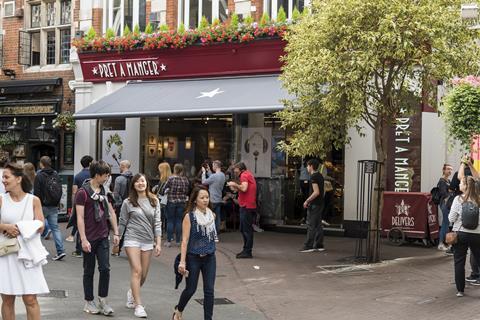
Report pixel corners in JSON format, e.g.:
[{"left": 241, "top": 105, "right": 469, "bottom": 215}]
[
  {"left": 0, "top": 163, "right": 48, "bottom": 320},
  {"left": 448, "top": 176, "right": 480, "bottom": 297}
]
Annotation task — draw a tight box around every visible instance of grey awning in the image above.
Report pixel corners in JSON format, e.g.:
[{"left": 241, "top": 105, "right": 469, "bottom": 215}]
[{"left": 74, "top": 75, "right": 291, "bottom": 119}]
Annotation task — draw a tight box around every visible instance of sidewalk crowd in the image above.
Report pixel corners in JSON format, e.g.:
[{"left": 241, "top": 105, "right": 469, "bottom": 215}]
[{"left": 3, "top": 150, "right": 480, "bottom": 319}]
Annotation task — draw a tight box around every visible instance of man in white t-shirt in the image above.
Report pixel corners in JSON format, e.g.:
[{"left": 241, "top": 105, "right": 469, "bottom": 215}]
[{"left": 0, "top": 154, "right": 8, "bottom": 193}]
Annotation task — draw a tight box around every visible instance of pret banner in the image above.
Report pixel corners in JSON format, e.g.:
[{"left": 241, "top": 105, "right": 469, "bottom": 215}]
[{"left": 386, "top": 106, "right": 422, "bottom": 192}]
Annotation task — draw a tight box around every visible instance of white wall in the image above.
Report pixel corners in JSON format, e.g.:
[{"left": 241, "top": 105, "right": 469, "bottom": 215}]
[
  {"left": 343, "top": 123, "right": 377, "bottom": 221},
  {"left": 90, "top": 82, "right": 141, "bottom": 175},
  {"left": 421, "top": 112, "right": 464, "bottom": 192}
]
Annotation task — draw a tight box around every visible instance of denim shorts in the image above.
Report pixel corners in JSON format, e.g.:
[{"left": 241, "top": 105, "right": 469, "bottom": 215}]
[{"left": 123, "top": 240, "right": 154, "bottom": 251}]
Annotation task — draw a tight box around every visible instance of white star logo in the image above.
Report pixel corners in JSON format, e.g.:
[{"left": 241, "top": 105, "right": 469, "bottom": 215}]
[
  {"left": 160, "top": 64, "right": 167, "bottom": 71},
  {"left": 92, "top": 67, "right": 98, "bottom": 75},
  {"left": 395, "top": 200, "right": 410, "bottom": 216},
  {"left": 196, "top": 88, "right": 224, "bottom": 99}
]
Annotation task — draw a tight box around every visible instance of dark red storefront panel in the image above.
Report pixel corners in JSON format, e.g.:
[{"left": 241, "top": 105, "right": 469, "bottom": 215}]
[
  {"left": 381, "top": 192, "right": 439, "bottom": 240},
  {"left": 78, "top": 39, "right": 286, "bottom": 83}
]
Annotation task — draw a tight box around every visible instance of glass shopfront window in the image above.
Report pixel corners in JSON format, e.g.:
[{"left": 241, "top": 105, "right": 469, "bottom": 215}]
[
  {"left": 141, "top": 116, "right": 234, "bottom": 180},
  {"left": 137, "top": 113, "right": 344, "bottom": 227}
]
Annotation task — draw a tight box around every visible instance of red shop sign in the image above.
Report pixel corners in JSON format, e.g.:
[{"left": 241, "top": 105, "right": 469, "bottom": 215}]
[{"left": 78, "top": 38, "right": 286, "bottom": 83}]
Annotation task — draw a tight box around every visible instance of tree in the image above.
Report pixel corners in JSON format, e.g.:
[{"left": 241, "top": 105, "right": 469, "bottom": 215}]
[
  {"left": 279, "top": 0, "right": 480, "bottom": 262},
  {"left": 443, "top": 76, "right": 480, "bottom": 150}
]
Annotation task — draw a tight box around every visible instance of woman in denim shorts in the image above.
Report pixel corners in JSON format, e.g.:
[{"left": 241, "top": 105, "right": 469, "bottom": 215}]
[{"left": 118, "top": 173, "right": 162, "bottom": 318}]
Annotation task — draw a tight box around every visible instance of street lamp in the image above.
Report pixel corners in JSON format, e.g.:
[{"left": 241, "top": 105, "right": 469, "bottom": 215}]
[
  {"left": 7, "top": 118, "right": 23, "bottom": 143},
  {"left": 36, "top": 117, "right": 54, "bottom": 142}
]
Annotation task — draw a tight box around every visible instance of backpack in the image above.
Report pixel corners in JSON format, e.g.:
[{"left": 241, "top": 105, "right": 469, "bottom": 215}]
[
  {"left": 120, "top": 175, "right": 132, "bottom": 201},
  {"left": 461, "top": 201, "right": 480, "bottom": 230},
  {"left": 41, "top": 171, "right": 62, "bottom": 206},
  {"left": 430, "top": 186, "right": 442, "bottom": 205}
]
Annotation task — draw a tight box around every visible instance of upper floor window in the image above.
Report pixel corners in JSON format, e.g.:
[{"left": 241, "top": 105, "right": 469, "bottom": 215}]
[
  {"left": 3, "top": 1, "right": 15, "bottom": 17},
  {"left": 178, "top": 0, "right": 228, "bottom": 29},
  {"left": 103, "top": 0, "right": 147, "bottom": 35},
  {"left": 19, "top": 0, "right": 72, "bottom": 67},
  {"left": 149, "top": 0, "right": 167, "bottom": 29},
  {"left": 264, "top": 0, "right": 307, "bottom": 20}
]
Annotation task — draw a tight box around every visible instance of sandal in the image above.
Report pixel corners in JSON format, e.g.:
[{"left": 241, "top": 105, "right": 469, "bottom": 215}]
[{"left": 172, "top": 307, "right": 183, "bottom": 320}]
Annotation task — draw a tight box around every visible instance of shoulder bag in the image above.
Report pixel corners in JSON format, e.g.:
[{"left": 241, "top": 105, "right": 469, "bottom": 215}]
[{"left": 0, "top": 195, "right": 30, "bottom": 257}]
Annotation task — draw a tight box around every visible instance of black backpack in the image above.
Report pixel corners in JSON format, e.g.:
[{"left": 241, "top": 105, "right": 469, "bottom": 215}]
[
  {"left": 430, "top": 186, "right": 442, "bottom": 205},
  {"left": 120, "top": 175, "right": 132, "bottom": 201},
  {"left": 41, "top": 171, "right": 63, "bottom": 206},
  {"left": 461, "top": 201, "right": 480, "bottom": 230}
]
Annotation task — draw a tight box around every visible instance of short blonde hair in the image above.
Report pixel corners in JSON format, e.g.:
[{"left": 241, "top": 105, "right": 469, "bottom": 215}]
[{"left": 158, "top": 162, "right": 172, "bottom": 183}]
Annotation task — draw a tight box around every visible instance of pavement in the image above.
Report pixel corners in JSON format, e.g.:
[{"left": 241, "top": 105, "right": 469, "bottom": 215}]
[{"left": 11, "top": 224, "right": 480, "bottom": 320}]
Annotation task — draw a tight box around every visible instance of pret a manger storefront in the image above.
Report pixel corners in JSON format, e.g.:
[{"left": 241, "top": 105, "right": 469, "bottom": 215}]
[
  {"left": 71, "top": 38, "right": 302, "bottom": 225},
  {"left": 71, "top": 33, "right": 462, "bottom": 234}
]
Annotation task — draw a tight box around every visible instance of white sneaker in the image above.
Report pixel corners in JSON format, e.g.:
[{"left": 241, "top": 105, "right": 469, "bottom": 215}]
[
  {"left": 126, "top": 289, "right": 135, "bottom": 309},
  {"left": 83, "top": 301, "right": 100, "bottom": 314},
  {"left": 134, "top": 305, "right": 148, "bottom": 318},
  {"left": 98, "top": 297, "right": 114, "bottom": 316},
  {"left": 438, "top": 243, "right": 447, "bottom": 251}
]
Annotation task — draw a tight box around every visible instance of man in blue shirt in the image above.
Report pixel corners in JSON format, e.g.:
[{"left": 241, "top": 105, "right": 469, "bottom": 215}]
[{"left": 68, "top": 155, "right": 93, "bottom": 257}]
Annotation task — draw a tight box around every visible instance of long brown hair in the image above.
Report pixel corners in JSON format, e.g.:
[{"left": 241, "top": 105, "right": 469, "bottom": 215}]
[
  {"left": 128, "top": 173, "right": 158, "bottom": 207},
  {"left": 23, "top": 162, "right": 36, "bottom": 189},
  {"left": 462, "top": 176, "right": 480, "bottom": 205},
  {"left": 4, "top": 163, "right": 32, "bottom": 193},
  {"left": 184, "top": 186, "right": 211, "bottom": 215}
]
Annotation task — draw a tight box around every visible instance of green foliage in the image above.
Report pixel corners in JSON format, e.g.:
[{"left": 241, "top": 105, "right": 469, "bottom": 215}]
[
  {"left": 212, "top": 18, "right": 221, "bottom": 27},
  {"left": 443, "top": 84, "right": 480, "bottom": 150},
  {"left": 230, "top": 13, "right": 239, "bottom": 29},
  {"left": 177, "top": 23, "right": 186, "bottom": 34},
  {"left": 243, "top": 15, "right": 254, "bottom": 26},
  {"left": 84, "top": 26, "right": 97, "bottom": 41},
  {"left": 144, "top": 22, "right": 154, "bottom": 34},
  {"left": 279, "top": 0, "right": 480, "bottom": 159},
  {"left": 259, "top": 12, "right": 270, "bottom": 27},
  {"left": 159, "top": 24, "right": 169, "bottom": 32},
  {"left": 52, "top": 111, "right": 76, "bottom": 131},
  {"left": 105, "top": 28, "right": 116, "bottom": 39},
  {"left": 133, "top": 24, "right": 140, "bottom": 35},
  {"left": 0, "top": 134, "right": 14, "bottom": 148},
  {"left": 292, "top": 7, "right": 301, "bottom": 20},
  {"left": 277, "top": 6, "right": 287, "bottom": 23},
  {"left": 123, "top": 25, "right": 131, "bottom": 36},
  {"left": 199, "top": 16, "right": 210, "bottom": 31}
]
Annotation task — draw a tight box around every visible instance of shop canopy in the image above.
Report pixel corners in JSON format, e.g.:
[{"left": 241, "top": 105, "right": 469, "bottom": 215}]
[{"left": 73, "top": 75, "right": 292, "bottom": 119}]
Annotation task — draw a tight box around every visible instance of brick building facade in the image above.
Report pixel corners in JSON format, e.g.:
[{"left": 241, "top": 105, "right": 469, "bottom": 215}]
[{"left": 0, "top": 0, "right": 77, "bottom": 172}]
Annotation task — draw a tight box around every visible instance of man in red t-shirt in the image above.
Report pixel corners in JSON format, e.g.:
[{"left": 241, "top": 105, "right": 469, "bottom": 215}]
[{"left": 227, "top": 162, "right": 256, "bottom": 258}]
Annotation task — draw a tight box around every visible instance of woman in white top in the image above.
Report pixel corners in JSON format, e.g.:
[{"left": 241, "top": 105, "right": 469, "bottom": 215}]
[
  {"left": 118, "top": 173, "right": 162, "bottom": 318},
  {"left": 0, "top": 162, "right": 48, "bottom": 320},
  {"left": 448, "top": 176, "right": 480, "bottom": 297}
]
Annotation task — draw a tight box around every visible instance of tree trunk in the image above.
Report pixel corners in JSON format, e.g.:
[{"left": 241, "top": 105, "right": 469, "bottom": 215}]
[{"left": 368, "top": 116, "right": 389, "bottom": 263}]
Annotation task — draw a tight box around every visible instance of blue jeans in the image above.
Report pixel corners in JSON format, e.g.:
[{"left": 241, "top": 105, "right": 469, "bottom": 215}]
[
  {"left": 212, "top": 203, "right": 222, "bottom": 234},
  {"left": 43, "top": 206, "right": 64, "bottom": 255},
  {"left": 177, "top": 253, "right": 216, "bottom": 320},
  {"left": 41, "top": 219, "right": 51, "bottom": 238},
  {"left": 439, "top": 202, "right": 450, "bottom": 244},
  {"left": 239, "top": 207, "right": 255, "bottom": 255},
  {"left": 166, "top": 202, "right": 185, "bottom": 243}
]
